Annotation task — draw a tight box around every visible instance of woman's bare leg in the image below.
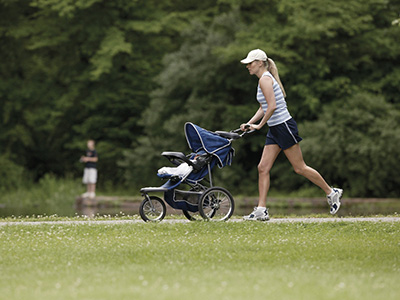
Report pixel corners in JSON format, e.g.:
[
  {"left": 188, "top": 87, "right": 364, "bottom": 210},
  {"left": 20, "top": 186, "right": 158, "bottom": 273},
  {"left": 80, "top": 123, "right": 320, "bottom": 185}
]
[
  {"left": 257, "top": 144, "right": 281, "bottom": 207},
  {"left": 283, "top": 144, "right": 332, "bottom": 195}
]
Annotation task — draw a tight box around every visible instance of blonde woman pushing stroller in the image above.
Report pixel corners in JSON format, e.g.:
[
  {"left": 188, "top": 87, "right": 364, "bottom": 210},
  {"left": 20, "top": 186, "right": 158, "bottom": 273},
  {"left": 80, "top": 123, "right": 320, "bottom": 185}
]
[{"left": 240, "top": 49, "right": 343, "bottom": 221}]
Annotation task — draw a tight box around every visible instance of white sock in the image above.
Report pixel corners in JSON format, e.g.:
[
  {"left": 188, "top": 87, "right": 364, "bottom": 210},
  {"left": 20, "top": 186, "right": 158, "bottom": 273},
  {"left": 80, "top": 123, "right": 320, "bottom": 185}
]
[
  {"left": 257, "top": 206, "right": 267, "bottom": 210},
  {"left": 327, "top": 189, "right": 334, "bottom": 197}
]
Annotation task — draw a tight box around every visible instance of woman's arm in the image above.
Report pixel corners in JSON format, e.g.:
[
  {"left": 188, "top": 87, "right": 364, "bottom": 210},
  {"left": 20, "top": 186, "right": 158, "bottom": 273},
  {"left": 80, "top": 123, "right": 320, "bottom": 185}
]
[
  {"left": 248, "top": 106, "right": 265, "bottom": 124},
  {"left": 240, "top": 106, "right": 264, "bottom": 131}
]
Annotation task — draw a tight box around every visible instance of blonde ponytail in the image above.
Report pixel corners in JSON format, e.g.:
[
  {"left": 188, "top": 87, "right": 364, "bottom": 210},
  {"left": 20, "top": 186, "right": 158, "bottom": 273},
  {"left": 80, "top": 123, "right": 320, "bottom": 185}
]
[{"left": 267, "top": 58, "right": 286, "bottom": 97}]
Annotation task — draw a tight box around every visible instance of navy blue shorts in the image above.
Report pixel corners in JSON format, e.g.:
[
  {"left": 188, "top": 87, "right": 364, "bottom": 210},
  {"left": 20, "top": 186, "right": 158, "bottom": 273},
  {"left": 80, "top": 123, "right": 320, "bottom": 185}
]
[{"left": 265, "top": 118, "right": 303, "bottom": 150}]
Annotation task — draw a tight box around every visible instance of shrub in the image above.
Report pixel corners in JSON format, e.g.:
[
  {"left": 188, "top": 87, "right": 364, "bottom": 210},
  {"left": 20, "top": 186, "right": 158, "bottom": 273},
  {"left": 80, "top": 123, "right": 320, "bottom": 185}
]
[
  {"left": 300, "top": 92, "right": 400, "bottom": 197},
  {"left": 0, "top": 156, "right": 28, "bottom": 192}
]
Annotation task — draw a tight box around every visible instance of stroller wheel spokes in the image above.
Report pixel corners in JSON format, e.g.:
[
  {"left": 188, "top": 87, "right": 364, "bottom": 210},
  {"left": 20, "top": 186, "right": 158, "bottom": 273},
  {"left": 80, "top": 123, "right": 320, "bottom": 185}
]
[
  {"left": 199, "top": 187, "right": 234, "bottom": 221},
  {"left": 139, "top": 196, "right": 166, "bottom": 222}
]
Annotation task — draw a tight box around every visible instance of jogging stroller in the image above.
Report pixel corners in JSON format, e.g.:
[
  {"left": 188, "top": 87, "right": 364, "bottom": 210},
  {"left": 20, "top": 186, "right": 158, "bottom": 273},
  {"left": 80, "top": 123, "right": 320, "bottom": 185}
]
[{"left": 139, "top": 122, "right": 250, "bottom": 222}]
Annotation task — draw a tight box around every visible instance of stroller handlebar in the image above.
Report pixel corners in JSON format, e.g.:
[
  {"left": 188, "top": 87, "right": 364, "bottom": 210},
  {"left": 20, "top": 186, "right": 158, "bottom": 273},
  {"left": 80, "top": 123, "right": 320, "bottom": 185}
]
[
  {"left": 215, "top": 126, "right": 255, "bottom": 140},
  {"left": 232, "top": 125, "right": 256, "bottom": 137}
]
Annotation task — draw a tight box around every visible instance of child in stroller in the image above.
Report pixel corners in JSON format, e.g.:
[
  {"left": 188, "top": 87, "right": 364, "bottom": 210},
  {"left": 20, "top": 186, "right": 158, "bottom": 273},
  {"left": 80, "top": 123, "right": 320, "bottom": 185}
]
[
  {"left": 157, "top": 152, "right": 207, "bottom": 179},
  {"left": 139, "top": 122, "right": 250, "bottom": 222}
]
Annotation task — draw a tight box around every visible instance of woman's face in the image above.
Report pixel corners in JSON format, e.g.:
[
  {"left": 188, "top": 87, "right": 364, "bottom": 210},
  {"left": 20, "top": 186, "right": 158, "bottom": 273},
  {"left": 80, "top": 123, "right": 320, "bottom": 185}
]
[{"left": 246, "top": 60, "right": 263, "bottom": 75}]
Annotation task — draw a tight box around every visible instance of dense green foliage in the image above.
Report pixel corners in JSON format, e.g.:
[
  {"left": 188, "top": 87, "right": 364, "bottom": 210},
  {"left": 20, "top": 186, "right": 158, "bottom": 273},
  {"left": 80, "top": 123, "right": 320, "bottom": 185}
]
[
  {"left": 0, "top": 175, "right": 81, "bottom": 215},
  {"left": 1, "top": 0, "right": 399, "bottom": 197},
  {"left": 301, "top": 93, "right": 400, "bottom": 197},
  {"left": 1, "top": 221, "right": 399, "bottom": 299}
]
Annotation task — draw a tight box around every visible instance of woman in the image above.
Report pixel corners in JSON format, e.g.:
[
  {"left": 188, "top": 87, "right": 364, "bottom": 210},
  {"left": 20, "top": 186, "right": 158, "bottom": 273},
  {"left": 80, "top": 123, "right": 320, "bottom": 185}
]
[{"left": 240, "top": 49, "right": 342, "bottom": 221}]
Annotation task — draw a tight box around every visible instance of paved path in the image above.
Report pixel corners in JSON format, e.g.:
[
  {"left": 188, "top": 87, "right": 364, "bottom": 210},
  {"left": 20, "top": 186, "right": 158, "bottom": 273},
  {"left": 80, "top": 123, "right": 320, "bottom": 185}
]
[{"left": 0, "top": 217, "right": 399, "bottom": 226}]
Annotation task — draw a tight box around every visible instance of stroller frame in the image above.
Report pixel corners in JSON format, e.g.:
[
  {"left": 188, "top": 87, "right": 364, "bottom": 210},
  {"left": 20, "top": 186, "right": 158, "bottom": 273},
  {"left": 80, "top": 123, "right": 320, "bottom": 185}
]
[{"left": 139, "top": 123, "right": 249, "bottom": 222}]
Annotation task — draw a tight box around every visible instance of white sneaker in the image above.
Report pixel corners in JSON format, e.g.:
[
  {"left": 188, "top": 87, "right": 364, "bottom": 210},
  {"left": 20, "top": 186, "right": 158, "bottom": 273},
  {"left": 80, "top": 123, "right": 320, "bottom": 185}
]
[
  {"left": 243, "top": 207, "right": 270, "bottom": 221},
  {"left": 327, "top": 188, "right": 343, "bottom": 215}
]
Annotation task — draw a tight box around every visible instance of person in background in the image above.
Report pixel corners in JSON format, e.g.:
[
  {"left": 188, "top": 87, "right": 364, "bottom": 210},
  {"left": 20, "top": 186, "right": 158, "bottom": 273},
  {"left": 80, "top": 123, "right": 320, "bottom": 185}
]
[
  {"left": 81, "top": 140, "right": 98, "bottom": 199},
  {"left": 240, "top": 49, "right": 343, "bottom": 221}
]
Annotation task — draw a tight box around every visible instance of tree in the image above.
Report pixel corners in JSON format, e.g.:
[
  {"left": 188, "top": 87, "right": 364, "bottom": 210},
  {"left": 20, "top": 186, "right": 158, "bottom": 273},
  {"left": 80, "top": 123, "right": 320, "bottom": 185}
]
[
  {"left": 126, "top": 0, "right": 400, "bottom": 196},
  {"left": 0, "top": 0, "right": 220, "bottom": 185},
  {"left": 1, "top": 0, "right": 399, "bottom": 198},
  {"left": 121, "top": 10, "right": 256, "bottom": 188},
  {"left": 300, "top": 92, "right": 400, "bottom": 197}
]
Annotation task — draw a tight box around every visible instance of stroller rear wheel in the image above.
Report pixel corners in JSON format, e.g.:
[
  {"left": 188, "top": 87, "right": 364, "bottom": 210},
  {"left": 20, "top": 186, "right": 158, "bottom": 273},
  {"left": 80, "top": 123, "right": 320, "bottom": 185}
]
[
  {"left": 198, "top": 187, "right": 234, "bottom": 221},
  {"left": 139, "top": 196, "right": 166, "bottom": 222}
]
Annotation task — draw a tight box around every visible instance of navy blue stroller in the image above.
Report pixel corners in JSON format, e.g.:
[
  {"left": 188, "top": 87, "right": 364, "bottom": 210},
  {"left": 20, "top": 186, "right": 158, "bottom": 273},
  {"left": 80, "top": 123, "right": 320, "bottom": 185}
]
[{"left": 139, "top": 122, "right": 249, "bottom": 222}]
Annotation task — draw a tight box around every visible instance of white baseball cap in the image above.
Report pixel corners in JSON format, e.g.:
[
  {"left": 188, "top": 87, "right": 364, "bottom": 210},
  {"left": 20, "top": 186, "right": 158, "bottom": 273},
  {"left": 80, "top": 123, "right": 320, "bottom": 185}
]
[{"left": 240, "top": 49, "right": 267, "bottom": 64}]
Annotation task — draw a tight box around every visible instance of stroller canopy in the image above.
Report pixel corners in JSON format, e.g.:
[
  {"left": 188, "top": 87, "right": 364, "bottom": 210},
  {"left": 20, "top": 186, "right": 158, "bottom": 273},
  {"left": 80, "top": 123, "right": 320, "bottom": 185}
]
[{"left": 184, "top": 122, "right": 234, "bottom": 168}]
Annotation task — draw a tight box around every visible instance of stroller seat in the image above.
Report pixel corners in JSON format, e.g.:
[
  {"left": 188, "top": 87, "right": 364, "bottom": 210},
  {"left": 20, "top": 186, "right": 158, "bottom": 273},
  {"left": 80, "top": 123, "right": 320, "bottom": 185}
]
[
  {"left": 158, "top": 162, "right": 193, "bottom": 179},
  {"left": 161, "top": 152, "right": 201, "bottom": 171},
  {"left": 161, "top": 151, "right": 211, "bottom": 172}
]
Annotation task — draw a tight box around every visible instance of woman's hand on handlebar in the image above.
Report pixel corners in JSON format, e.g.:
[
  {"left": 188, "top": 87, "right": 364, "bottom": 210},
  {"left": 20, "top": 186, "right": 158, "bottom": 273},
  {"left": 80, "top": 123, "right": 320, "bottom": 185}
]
[
  {"left": 240, "top": 123, "right": 248, "bottom": 131},
  {"left": 240, "top": 123, "right": 259, "bottom": 132}
]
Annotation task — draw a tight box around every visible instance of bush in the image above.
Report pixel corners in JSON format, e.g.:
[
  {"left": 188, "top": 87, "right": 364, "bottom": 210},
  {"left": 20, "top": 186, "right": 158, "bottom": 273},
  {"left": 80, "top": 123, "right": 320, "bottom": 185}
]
[
  {"left": 0, "top": 156, "right": 28, "bottom": 192},
  {"left": 300, "top": 92, "right": 400, "bottom": 197},
  {"left": 0, "top": 174, "right": 82, "bottom": 213}
]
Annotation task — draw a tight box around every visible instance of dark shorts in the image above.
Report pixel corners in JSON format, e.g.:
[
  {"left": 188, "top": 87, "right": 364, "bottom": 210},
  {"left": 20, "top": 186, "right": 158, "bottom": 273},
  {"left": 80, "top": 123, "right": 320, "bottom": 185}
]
[{"left": 265, "top": 118, "right": 303, "bottom": 150}]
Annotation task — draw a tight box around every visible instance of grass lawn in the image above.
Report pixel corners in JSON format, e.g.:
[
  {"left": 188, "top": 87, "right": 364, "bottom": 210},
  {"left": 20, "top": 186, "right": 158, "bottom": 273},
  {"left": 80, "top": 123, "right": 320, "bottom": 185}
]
[{"left": 0, "top": 219, "right": 399, "bottom": 300}]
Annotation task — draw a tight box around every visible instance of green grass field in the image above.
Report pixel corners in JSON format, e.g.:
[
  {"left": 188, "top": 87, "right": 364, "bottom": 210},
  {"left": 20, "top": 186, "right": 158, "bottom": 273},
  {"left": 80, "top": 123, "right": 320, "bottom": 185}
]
[{"left": 1, "top": 219, "right": 399, "bottom": 300}]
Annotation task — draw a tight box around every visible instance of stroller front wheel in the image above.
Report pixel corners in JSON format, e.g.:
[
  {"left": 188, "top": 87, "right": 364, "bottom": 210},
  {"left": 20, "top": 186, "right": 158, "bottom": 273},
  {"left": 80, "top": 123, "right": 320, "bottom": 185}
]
[
  {"left": 198, "top": 187, "right": 234, "bottom": 221},
  {"left": 139, "top": 196, "right": 166, "bottom": 222}
]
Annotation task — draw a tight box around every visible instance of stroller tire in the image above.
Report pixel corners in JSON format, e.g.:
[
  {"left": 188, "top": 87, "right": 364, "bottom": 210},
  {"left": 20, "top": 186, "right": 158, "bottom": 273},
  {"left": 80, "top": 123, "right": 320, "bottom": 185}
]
[
  {"left": 198, "top": 187, "right": 234, "bottom": 221},
  {"left": 139, "top": 196, "right": 166, "bottom": 222}
]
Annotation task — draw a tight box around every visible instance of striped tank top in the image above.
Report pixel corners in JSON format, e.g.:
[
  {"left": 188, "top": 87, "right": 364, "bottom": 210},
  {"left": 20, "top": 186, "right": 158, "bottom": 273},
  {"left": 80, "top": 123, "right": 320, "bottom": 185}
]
[{"left": 257, "top": 71, "right": 291, "bottom": 126}]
